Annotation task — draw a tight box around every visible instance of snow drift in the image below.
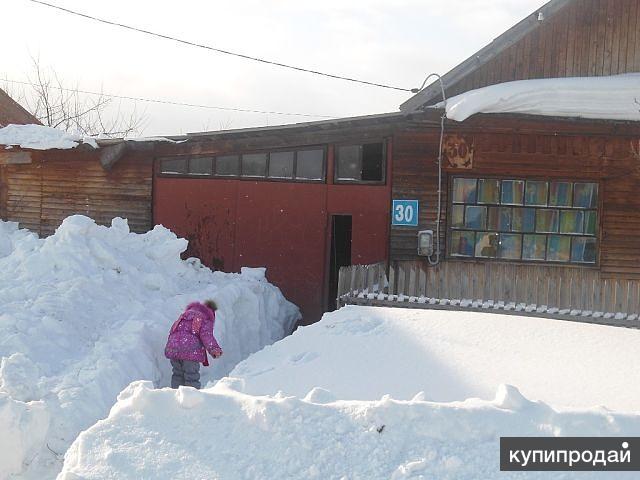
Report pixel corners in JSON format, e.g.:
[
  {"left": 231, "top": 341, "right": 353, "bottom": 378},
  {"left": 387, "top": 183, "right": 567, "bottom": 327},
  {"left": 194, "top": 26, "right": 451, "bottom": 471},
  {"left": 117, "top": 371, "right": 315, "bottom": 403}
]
[
  {"left": 441, "top": 73, "right": 640, "bottom": 122},
  {"left": 0, "top": 123, "right": 99, "bottom": 150},
  {"left": 0, "top": 216, "right": 299, "bottom": 479},
  {"left": 58, "top": 306, "right": 640, "bottom": 479}
]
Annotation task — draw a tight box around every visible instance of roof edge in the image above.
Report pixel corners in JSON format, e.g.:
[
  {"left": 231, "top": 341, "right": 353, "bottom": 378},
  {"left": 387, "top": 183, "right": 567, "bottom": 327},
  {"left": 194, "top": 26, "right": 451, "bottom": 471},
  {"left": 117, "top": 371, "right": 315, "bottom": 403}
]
[{"left": 399, "top": 0, "right": 573, "bottom": 112}]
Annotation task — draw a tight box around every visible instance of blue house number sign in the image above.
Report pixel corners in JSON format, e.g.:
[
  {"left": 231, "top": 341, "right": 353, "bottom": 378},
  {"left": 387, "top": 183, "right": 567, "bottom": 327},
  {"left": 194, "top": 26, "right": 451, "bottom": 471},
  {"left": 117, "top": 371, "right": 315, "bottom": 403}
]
[{"left": 392, "top": 200, "right": 419, "bottom": 226}]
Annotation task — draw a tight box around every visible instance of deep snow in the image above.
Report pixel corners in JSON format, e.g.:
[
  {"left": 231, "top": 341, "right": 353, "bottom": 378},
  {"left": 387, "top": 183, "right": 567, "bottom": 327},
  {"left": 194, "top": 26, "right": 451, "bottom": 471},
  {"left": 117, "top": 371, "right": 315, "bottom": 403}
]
[
  {"left": 440, "top": 74, "right": 640, "bottom": 122},
  {"left": 0, "top": 216, "right": 299, "bottom": 479},
  {"left": 0, "top": 124, "right": 98, "bottom": 150},
  {"left": 58, "top": 306, "right": 640, "bottom": 479}
]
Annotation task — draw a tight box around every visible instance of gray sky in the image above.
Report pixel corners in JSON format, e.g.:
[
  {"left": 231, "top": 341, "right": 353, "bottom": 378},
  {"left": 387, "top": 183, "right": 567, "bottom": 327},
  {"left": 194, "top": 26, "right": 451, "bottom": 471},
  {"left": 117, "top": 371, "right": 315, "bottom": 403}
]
[{"left": 3, "top": 0, "right": 546, "bottom": 136}]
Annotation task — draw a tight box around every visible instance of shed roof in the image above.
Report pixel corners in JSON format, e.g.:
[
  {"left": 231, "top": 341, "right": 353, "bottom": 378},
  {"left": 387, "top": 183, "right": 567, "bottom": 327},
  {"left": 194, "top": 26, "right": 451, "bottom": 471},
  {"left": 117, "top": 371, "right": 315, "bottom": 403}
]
[{"left": 0, "top": 88, "right": 40, "bottom": 127}]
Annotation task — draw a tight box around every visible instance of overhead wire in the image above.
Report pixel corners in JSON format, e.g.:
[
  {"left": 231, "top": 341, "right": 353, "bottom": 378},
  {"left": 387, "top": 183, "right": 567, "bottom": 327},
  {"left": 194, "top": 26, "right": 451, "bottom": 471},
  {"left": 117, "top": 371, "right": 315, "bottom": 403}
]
[{"left": 27, "top": 0, "right": 414, "bottom": 93}]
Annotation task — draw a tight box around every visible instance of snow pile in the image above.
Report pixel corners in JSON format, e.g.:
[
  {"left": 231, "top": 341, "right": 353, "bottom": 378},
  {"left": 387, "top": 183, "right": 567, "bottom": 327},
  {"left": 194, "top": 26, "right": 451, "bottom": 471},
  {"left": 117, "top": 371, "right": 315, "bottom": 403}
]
[
  {"left": 58, "top": 307, "right": 640, "bottom": 479},
  {"left": 0, "top": 123, "right": 98, "bottom": 150},
  {"left": 229, "top": 307, "right": 640, "bottom": 411},
  {"left": 0, "top": 215, "right": 299, "bottom": 479},
  {"left": 441, "top": 74, "right": 640, "bottom": 122},
  {"left": 0, "top": 220, "right": 36, "bottom": 258}
]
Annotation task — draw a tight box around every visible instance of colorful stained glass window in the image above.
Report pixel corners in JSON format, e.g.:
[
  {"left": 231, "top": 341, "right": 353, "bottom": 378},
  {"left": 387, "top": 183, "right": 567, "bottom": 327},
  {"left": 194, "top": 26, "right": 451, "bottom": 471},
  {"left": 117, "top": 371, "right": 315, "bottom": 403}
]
[
  {"left": 584, "top": 211, "right": 597, "bottom": 235},
  {"left": 477, "top": 179, "right": 500, "bottom": 204},
  {"left": 525, "top": 181, "right": 548, "bottom": 206},
  {"left": 451, "top": 205, "right": 465, "bottom": 228},
  {"left": 549, "top": 182, "right": 572, "bottom": 207},
  {"left": 449, "top": 177, "right": 598, "bottom": 264},
  {"left": 453, "top": 178, "right": 477, "bottom": 203},
  {"left": 487, "top": 207, "right": 512, "bottom": 231},
  {"left": 573, "top": 183, "right": 598, "bottom": 208},
  {"left": 465, "top": 206, "right": 486, "bottom": 230},
  {"left": 475, "top": 232, "right": 499, "bottom": 258},
  {"left": 512, "top": 208, "right": 535, "bottom": 233},
  {"left": 501, "top": 180, "right": 524, "bottom": 205},
  {"left": 536, "top": 209, "right": 559, "bottom": 233},
  {"left": 499, "top": 234, "right": 522, "bottom": 260},
  {"left": 547, "top": 235, "right": 571, "bottom": 262},
  {"left": 450, "top": 231, "right": 475, "bottom": 257},
  {"left": 559, "top": 210, "right": 584, "bottom": 234},
  {"left": 571, "top": 237, "right": 597, "bottom": 263},
  {"left": 523, "top": 234, "right": 547, "bottom": 261}
]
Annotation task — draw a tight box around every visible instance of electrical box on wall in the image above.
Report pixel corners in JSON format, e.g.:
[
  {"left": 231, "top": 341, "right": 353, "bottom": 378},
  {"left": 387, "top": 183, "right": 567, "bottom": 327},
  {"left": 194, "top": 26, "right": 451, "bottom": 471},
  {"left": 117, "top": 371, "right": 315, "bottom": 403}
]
[{"left": 417, "top": 230, "right": 434, "bottom": 257}]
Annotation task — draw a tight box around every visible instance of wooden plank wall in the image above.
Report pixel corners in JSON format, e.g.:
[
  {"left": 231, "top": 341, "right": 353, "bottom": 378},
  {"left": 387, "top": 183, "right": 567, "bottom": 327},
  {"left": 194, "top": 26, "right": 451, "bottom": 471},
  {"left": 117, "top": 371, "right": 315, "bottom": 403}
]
[
  {"left": 391, "top": 118, "right": 640, "bottom": 279},
  {"left": 434, "top": 0, "right": 640, "bottom": 104},
  {"left": 0, "top": 150, "right": 153, "bottom": 236}
]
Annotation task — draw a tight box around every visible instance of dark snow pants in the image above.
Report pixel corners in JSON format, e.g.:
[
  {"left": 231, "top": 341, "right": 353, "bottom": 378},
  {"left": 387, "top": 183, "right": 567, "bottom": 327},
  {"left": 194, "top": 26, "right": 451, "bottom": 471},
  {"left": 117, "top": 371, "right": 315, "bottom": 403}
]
[{"left": 170, "top": 359, "right": 201, "bottom": 389}]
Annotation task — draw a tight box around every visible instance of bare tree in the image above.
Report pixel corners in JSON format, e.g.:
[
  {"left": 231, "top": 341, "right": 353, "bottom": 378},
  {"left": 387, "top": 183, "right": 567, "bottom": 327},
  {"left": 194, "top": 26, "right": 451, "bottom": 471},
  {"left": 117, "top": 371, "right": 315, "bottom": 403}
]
[{"left": 7, "top": 57, "right": 145, "bottom": 138}]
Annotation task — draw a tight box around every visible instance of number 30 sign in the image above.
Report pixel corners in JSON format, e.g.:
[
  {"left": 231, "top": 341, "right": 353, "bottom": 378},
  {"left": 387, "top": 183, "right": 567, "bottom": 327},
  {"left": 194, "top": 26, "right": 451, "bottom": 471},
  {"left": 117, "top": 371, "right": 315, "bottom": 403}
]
[{"left": 392, "top": 200, "right": 419, "bottom": 226}]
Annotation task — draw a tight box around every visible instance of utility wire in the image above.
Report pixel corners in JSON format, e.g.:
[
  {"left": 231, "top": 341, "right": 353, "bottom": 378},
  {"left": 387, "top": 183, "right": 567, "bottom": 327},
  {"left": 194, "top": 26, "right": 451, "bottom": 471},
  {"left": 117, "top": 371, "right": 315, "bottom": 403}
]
[
  {"left": 2, "top": 78, "right": 337, "bottom": 118},
  {"left": 27, "top": 0, "right": 414, "bottom": 93}
]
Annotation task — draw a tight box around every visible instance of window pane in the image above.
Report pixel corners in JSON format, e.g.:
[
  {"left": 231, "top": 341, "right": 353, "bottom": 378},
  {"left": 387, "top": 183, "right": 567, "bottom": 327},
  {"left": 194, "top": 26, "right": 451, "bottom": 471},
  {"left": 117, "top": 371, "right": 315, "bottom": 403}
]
[
  {"left": 337, "top": 145, "right": 361, "bottom": 180},
  {"left": 216, "top": 155, "right": 240, "bottom": 176},
  {"left": 268, "top": 151, "right": 294, "bottom": 178},
  {"left": 296, "top": 149, "right": 324, "bottom": 180},
  {"left": 242, "top": 153, "right": 267, "bottom": 177},
  {"left": 361, "top": 143, "right": 384, "bottom": 181},
  {"left": 453, "top": 178, "right": 477, "bottom": 203},
  {"left": 559, "top": 210, "right": 584, "bottom": 234},
  {"left": 547, "top": 235, "right": 571, "bottom": 262},
  {"left": 477, "top": 179, "right": 500, "bottom": 204},
  {"left": 160, "top": 157, "right": 187, "bottom": 174},
  {"left": 571, "top": 237, "right": 597, "bottom": 263},
  {"left": 487, "top": 207, "right": 512, "bottom": 231},
  {"left": 475, "top": 232, "right": 499, "bottom": 258},
  {"left": 501, "top": 180, "right": 524, "bottom": 205},
  {"left": 465, "top": 206, "right": 486, "bottom": 230},
  {"left": 549, "top": 182, "right": 572, "bottom": 207},
  {"left": 536, "top": 209, "right": 559, "bottom": 233},
  {"left": 584, "top": 211, "right": 597, "bottom": 235},
  {"left": 450, "top": 231, "right": 475, "bottom": 257},
  {"left": 189, "top": 157, "right": 213, "bottom": 175},
  {"left": 499, "top": 233, "right": 522, "bottom": 260},
  {"left": 523, "top": 234, "right": 547, "bottom": 261},
  {"left": 512, "top": 208, "right": 535, "bottom": 233},
  {"left": 451, "top": 205, "right": 465, "bottom": 228},
  {"left": 573, "top": 183, "right": 598, "bottom": 208},
  {"left": 525, "top": 181, "right": 548, "bottom": 206}
]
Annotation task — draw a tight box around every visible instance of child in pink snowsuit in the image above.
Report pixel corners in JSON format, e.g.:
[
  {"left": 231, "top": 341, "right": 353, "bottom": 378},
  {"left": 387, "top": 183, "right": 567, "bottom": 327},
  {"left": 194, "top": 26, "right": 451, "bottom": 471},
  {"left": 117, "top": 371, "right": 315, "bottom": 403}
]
[{"left": 164, "top": 300, "right": 223, "bottom": 389}]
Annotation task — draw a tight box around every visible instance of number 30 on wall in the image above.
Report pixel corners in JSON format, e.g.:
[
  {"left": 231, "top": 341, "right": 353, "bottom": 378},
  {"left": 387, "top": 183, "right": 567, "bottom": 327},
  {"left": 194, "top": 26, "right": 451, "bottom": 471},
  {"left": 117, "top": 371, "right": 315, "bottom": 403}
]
[{"left": 392, "top": 200, "right": 419, "bottom": 226}]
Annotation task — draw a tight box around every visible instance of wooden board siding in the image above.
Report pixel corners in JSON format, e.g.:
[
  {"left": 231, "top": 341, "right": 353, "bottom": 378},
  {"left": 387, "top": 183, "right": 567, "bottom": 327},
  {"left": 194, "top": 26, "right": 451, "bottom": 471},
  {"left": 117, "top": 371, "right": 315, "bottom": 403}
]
[
  {"left": 428, "top": 0, "right": 640, "bottom": 105},
  {"left": 0, "top": 150, "right": 152, "bottom": 236},
  {"left": 391, "top": 116, "right": 640, "bottom": 279}
]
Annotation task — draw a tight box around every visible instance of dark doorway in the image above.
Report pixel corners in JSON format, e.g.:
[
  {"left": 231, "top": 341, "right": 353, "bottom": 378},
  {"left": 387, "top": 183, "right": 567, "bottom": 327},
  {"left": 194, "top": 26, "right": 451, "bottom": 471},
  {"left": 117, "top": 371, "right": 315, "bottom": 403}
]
[{"left": 328, "top": 215, "right": 352, "bottom": 311}]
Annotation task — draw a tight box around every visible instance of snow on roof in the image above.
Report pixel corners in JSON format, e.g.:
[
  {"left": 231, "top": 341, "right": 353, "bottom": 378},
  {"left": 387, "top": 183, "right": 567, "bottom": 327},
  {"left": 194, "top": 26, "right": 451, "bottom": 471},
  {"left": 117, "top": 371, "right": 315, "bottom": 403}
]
[
  {"left": 440, "top": 73, "right": 640, "bottom": 122},
  {"left": 0, "top": 123, "right": 98, "bottom": 150}
]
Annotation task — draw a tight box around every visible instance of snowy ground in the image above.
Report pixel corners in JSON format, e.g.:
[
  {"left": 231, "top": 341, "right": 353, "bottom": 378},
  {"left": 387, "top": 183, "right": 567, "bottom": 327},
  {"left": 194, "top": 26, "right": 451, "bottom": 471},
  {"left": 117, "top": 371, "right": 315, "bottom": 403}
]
[
  {"left": 58, "top": 306, "right": 640, "bottom": 479},
  {"left": 0, "top": 216, "right": 299, "bottom": 479}
]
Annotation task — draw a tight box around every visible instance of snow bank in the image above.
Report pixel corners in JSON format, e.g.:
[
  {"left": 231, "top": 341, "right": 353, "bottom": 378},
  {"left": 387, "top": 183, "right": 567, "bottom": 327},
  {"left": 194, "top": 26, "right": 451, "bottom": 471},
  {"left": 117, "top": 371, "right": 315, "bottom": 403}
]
[
  {"left": 0, "top": 123, "right": 98, "bottom": 150},
  {"left": 58, "top": 306, "right": 640, "bottom": 479},
  {"left": 229, "top": 306, "right": 640, "bottom": 411},
  {"left": 58, "top": 379, "right": 640, "bottom": 479},
  {"left": 0, "top": 215, "right": 299, "bottom": 479},
  {"left": 441, "top": 74, "right": 640, "bottom": 122}
]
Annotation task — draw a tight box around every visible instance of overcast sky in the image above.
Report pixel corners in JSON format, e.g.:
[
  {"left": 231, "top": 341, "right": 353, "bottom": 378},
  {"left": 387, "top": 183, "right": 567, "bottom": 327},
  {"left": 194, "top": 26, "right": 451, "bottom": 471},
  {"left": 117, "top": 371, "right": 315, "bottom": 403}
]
[{"left": 3, "top": 0, "right": 546, "bottom": 136}]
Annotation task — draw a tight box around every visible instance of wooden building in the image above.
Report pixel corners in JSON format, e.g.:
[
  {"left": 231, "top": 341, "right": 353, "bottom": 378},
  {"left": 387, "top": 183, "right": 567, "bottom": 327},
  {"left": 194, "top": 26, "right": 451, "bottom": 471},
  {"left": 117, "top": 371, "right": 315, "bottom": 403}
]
[
  {"left": 2, "top": 0, "right": 639, "bottom": 324},
  {"left": 0, "top": 140, "right": 157, "bottom": 236},
  {"left": 0, "top": 88, "right": 40, "bottom": 127}
]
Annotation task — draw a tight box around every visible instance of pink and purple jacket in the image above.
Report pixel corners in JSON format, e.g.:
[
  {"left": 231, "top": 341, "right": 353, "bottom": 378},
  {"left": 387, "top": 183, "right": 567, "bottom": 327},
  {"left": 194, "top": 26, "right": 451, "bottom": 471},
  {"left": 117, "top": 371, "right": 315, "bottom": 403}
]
[{"left": 164, "top": 302, "right": 223, "bottom": 365}]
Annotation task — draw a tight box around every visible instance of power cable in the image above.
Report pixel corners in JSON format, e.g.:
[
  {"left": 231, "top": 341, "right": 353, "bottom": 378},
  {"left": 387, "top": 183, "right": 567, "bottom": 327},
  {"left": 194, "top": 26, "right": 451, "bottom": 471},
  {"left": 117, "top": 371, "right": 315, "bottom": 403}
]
[
  {"left": 2, "top": 78, "right": 337, "bottom": 118},
  {"left": 27, "top": 0, "right": 414, "bottom": 93}
]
